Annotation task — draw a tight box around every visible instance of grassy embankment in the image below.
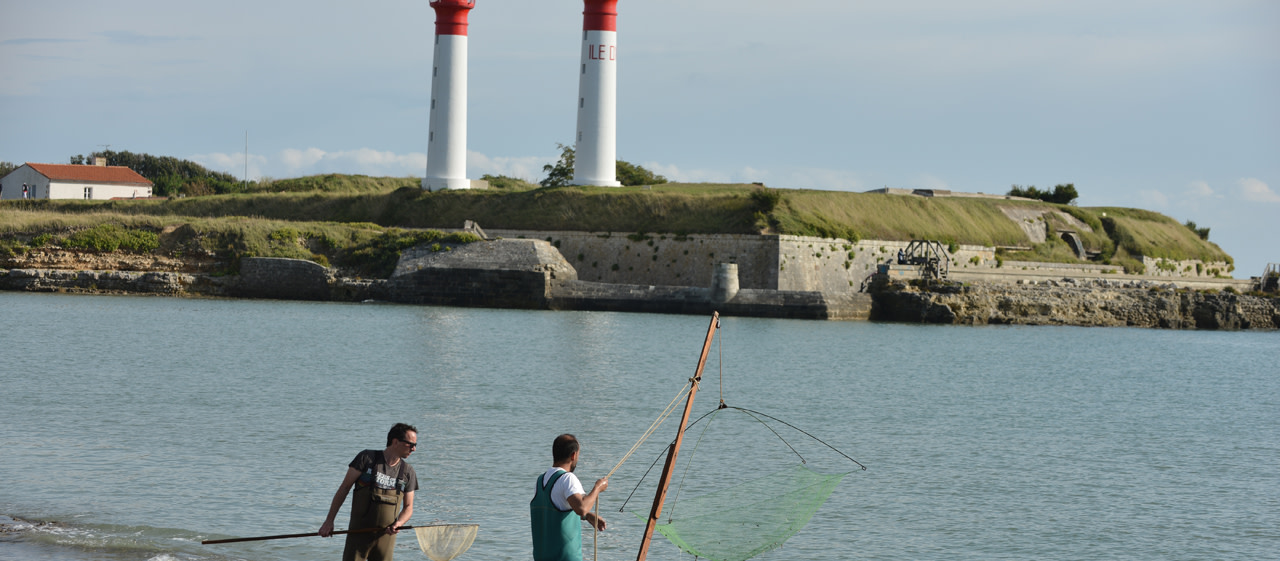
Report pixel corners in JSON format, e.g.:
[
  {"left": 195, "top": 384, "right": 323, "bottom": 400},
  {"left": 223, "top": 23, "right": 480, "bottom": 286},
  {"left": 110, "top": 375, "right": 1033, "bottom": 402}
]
[{"left": 0, "top": 175, "right": 1232, "bottom": 277}]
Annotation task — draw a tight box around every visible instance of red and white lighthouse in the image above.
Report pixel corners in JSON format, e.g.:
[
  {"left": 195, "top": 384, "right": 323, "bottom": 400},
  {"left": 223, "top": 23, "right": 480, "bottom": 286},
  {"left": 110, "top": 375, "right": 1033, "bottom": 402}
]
[
  {"left": 572, "top": 0, "right": 622, "bottom": 187},
  {"left": 423, "top": 0, "right": 476, "bottom": 191}
]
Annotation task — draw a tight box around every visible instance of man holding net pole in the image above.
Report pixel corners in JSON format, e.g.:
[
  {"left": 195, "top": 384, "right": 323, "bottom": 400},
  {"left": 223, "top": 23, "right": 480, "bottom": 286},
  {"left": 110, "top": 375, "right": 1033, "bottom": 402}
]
[
  {"left": 320, "top": 422, "right": 421, "bottom": 561},
  {"left": 531, "top": 433, "right": 609, "bottom": 561}
]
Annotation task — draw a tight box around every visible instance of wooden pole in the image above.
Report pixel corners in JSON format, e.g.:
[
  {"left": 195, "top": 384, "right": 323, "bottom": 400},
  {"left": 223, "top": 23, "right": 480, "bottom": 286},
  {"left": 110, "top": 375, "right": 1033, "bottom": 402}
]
[
  {"left": 203, "top": 525, "right": 440, "bottom": 545},
  {"left": 636, "top": 312, "right": 718, "bottom": 561}
]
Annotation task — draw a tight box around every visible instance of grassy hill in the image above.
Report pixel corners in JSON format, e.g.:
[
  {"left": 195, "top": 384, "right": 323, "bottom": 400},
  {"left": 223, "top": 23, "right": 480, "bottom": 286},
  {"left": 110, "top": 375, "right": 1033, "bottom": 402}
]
[{"left": 0, "top": 176, "right": 1233, "bottom": 276}]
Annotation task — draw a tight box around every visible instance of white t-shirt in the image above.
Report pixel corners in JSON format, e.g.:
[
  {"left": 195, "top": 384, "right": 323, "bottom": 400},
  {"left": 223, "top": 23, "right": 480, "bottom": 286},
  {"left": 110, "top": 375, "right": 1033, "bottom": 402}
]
[{"left": 541, "top": 467, "right": 585, "bottom": 512}]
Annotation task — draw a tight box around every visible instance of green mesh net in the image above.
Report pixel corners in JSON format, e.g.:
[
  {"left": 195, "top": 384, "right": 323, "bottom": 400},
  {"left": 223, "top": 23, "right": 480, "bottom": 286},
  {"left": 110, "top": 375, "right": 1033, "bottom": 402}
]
[{"left": 636, "top": 464, "right": 848, "bottom": 561}]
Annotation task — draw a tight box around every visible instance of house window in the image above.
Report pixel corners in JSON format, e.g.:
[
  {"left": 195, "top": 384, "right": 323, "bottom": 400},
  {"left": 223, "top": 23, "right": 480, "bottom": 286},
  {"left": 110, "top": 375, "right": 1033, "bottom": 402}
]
[{"left": 84, "top": 187, "right": 93, "bottom": 199}]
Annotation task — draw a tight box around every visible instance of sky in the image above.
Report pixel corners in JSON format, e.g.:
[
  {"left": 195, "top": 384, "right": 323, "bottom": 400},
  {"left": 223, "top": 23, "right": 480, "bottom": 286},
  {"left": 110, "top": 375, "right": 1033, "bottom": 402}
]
[{"left": 2, "top": 0, "right": 1277, "bottom": 276}]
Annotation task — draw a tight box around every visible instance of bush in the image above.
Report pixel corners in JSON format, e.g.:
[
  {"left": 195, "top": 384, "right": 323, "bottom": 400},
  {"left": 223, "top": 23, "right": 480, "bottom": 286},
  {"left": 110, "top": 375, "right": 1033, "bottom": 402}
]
[
  {"left": 0, "top": 238, "right": 28, "bottom": 258},
  {"left": 1008, "top": 183, "right": 1078, "bottom": 205},
  {"left": 61, "top": 224, "right": 159, "bottom": 252},
  {"left": 343, "top": 228, "right": 481, "bottom": 277},
  {"left": 616, "top": 160, "right": 668, "bottom": 186},
  {"left": 750, "top": 188, "right": 782, "bottom": 212},
  {"left": 482, "top": 174, "right": 539, "bottom": 191}
]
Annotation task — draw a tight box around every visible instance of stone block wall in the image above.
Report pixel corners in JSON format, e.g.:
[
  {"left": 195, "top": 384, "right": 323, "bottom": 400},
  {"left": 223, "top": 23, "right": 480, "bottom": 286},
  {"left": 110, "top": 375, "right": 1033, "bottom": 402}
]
[
  {"left": 387, "top": 267, "right": 555, "bottom": 309},
  {"left": 235, "top": 257, "right": 333, "bottom": 300},
  {"left": 487, "top": 230, "right": 1006, "bottom": 292},
  {"left": 487, "top": 230, "right": 780, "bottom": 289},
  {"left": 1142, "top": 257, "right": 1234, "bottom": 279},
  {"left": 777, "top": 238, "right": 995, "bottom": 292}
]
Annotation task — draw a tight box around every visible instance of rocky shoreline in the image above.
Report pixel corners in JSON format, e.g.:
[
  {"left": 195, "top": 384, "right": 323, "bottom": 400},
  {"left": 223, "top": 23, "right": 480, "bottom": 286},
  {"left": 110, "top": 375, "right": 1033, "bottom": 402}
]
[
  {"left": 872, "top": 278, "right": 1280, "bottom": 330},
  {"left": 2, "top": 246, "right": 1276, "bottom": 330}
]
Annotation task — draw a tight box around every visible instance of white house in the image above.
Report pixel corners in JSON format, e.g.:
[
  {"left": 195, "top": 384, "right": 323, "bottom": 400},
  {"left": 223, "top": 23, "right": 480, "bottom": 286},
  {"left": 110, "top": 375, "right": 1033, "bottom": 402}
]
[{"left": 1, "top": 161, "right": 153, "bottom": 200}]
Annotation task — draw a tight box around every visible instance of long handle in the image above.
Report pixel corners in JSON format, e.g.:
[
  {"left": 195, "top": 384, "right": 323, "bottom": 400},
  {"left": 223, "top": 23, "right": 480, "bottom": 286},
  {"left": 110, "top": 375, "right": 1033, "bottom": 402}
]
[
  {"left": 203, "top": 525, "right": 401, "bottom": 545},
  {"left": 636, "top": 312, "right": 718, "bottom": 561}
]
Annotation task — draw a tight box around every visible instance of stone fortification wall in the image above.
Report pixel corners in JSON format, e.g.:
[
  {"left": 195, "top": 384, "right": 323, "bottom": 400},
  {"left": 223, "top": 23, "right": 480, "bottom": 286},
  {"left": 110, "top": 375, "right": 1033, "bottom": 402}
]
[
  {"left": 235, "top": 257, "right": 334, "bottom": 300},
  {"left": 1142, "top": 256, "right": 1234, "bottom": 279},
  {"left": 486, "top": 230, "right": 1002, "bottom": 293},
  {"left": 385, "top": 239, "right": 575, "bottom": 309},
  {"left": 487, "top": 230, "right": 780, "bottom": 289},
  {"left": 546, "top": 280, "right": 870, "bottom": 320},
  {"left": 777, "top": 238, "right": 995, "bottom": 292}
]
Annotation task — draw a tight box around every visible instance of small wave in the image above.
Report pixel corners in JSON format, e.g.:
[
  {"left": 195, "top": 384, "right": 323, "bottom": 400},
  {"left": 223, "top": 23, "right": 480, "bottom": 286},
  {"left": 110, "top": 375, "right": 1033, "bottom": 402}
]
[{"left": 1, "top": 514, "right": 239, "bottom": 561}]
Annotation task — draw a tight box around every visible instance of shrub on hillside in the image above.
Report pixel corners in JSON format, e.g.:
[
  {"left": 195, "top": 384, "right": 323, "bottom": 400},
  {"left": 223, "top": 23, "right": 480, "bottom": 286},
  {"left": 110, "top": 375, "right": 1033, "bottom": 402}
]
[
  {"left": 1007, "top": 183, "right": 1079, "bottom": 205},
  {"left": 61, "top": 224, "right": 159, "bottom": 252}
]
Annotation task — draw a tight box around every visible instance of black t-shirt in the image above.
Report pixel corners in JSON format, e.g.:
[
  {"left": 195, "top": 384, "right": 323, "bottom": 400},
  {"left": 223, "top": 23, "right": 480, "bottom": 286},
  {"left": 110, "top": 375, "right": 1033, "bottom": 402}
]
[{"left": 349, "top": 450, "right": 419, "bottom": 494}]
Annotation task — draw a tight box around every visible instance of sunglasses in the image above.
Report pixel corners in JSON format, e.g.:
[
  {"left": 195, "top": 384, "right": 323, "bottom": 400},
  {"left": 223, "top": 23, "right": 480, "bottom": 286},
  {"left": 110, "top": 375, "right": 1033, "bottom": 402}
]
[{"left": 400, "top": 439, "right": 418, "bottom": 449}]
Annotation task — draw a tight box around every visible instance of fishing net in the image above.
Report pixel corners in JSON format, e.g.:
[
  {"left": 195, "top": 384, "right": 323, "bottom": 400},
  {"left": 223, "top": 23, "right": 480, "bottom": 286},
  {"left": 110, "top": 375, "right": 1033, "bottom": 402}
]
[
  {"left": 413, "top": 524, "right": 478, "bottom": 561},
  {"left": 636, "top": 464, "right": 848, "bottom": 561}
]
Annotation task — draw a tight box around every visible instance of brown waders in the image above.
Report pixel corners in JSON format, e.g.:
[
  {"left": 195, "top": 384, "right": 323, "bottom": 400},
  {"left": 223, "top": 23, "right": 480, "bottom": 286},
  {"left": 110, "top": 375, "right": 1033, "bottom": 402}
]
[{"left": 343, "top": 481, "right": 403, "bottom": 561}]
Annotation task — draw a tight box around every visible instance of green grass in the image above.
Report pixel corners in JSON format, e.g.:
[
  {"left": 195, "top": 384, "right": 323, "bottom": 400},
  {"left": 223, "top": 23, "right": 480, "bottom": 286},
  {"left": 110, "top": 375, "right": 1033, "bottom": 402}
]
[
  {"left": 1, "top": 176, "right": 1235, "bottom": 275},
  {"left": 0, "top": 209, "right": 476, "bottom": 277},
  {"left": 1093, "top": 207, "right": 1232, "bottom": 264},
  {"left": 248, "top": 174, "right": 419, "bottom": 194}
]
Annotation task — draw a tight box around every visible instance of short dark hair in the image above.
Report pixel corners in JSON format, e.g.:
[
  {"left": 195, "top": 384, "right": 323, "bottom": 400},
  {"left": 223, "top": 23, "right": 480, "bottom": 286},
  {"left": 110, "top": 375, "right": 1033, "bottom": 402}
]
[
  {"left": 387, "top": 423, "right": 419, "bottom": 446},
  {"left": 553, "top": 433, "right": 579, "bottom": 463}
]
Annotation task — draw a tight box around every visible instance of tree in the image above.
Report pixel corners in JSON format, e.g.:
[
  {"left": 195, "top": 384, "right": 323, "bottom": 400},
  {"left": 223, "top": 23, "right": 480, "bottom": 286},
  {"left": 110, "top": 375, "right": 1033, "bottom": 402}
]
[
  {"left": 540, "top": 144, "right": 576, "bottom": 188},
  {"left": 1184, "top": 220, "right": 1210, "bottom": 241},
  {"left": 1049, "top": 183, "right": 1079, "bottom": 205},
  {"left": 616, "top": 160, "right": 668, "bottom": 186},
  {"left": 541, "top": 143, "right": 669, "bottom": 187},
  {"left": 1007, "top": 183, "right": 1078, "bottom": 205},
  {"left": 0, "top": 161, "right": 16, "bottom": 178},
  {"left": 68, "top": 150, "right": 243, "bottom": 197},
  {"left": 1007, "top": 184, "right": 1046, "bottom": 200}
]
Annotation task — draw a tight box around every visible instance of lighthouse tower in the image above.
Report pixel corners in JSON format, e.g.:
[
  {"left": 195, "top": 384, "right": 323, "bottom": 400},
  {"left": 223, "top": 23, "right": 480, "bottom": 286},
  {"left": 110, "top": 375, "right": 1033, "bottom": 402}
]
[
  {"left": 572, "top": 0, "right": 622, "bottom": 187},
  {"left": 423, "top": 0, "right": 475, "bottom": 191}
]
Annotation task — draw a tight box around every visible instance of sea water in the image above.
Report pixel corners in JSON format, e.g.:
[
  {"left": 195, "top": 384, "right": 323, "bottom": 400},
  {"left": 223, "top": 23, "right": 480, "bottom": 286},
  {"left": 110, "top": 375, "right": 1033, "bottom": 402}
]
[{"left": 0, "top": 291, "right": 1276, "bottom": 561}]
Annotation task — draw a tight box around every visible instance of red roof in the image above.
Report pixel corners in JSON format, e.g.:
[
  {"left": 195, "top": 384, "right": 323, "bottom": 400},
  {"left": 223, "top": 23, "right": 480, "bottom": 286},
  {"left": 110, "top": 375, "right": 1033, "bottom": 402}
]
[{"left": 25, "top": 163, "right": 153, "bottom": 186}]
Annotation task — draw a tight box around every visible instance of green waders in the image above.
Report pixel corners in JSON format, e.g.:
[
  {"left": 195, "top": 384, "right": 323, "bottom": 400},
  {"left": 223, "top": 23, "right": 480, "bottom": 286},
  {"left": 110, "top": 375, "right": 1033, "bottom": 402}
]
[
  {"left": 530, "top": 470, "right": 583, "bottom": 561},
  {"left": 343, "top": 473, "right": 404, "bottom": 561}
]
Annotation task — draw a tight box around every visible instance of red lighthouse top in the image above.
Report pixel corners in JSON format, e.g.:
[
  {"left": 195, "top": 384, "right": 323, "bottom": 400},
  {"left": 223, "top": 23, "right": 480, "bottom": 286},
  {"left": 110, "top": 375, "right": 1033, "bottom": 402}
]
[
  {"left": 582, "top": 0, "right": 617, "bottom": 32},
  {"left": 430, "top": 0, "right": 475, "bottom": 36}
]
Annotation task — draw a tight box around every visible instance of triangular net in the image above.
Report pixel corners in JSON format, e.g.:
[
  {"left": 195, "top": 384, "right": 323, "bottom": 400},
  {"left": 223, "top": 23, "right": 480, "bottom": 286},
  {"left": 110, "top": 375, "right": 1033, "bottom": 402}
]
[
  {"left": 636, "top": 464, "right": 847, "bottom": 561},
  {"left": 414, "top": 524, "right": 478, "bottom": 561}
]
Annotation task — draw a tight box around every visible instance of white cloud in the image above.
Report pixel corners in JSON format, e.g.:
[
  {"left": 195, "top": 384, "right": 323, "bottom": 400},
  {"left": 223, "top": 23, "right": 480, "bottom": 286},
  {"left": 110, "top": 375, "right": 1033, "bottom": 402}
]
[
  {"left": 1138, "top": 189, "right": 1170, "bottom": 208},
  {"left": 189, "top": 152, "right": 267, "bottom": 181},
  {"left": 467, "top": 152, "right": 547, "bottom": 182},
  {"left": 277, "top": 148, "right": 425, "bottom": 177},
  {"left": 1186, "top": 180, "right": 1216, "bottom": 198},
  {"left": 281, "top": 148, "right": 327, "bottom": 170},
  {"left": 1238, "top": 177, "right": 1280, "bottom": 203},
  {"left": 641, "top": 162, "right": 732, "bottom": 184}
]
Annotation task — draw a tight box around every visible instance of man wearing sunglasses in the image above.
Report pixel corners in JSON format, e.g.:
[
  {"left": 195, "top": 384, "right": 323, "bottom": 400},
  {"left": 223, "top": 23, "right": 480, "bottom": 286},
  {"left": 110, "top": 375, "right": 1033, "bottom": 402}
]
[{"left": 320, "top": 423, "right": 421, "bottom": 561}]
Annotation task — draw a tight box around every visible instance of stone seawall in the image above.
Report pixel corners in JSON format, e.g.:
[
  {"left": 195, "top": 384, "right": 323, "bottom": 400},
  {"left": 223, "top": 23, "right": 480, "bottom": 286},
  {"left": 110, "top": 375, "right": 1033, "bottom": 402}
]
[
  {"left": 0, "top": 268, "right": 227, "bottom": 295},
  {"left": 871, "top": 279, "right": 1280, "bottom": 329},
  {"left": 2, "top": 238, "right": 1267, "bottom": 328},
  {"left": 546, "top": 280, "right": 869, "bottom": 320}
]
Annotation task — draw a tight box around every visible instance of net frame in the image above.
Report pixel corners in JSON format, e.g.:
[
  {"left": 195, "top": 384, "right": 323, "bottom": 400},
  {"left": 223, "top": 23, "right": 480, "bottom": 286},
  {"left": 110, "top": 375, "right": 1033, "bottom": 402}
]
[{"left": 414, "top": 524, "right": 479, "bottom": 561}]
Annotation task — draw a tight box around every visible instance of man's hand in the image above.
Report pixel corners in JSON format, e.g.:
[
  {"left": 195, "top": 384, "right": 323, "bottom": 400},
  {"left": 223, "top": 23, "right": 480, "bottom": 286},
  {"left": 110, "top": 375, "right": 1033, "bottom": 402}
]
[
  {"left": 319, "top": 520, "right": 335, "bottom": 538},
  {"left": 588, "top": 513, "right": 607, "bottom": 531},
  {"left": 593, "top": 478, "right": 609, "bottom": 494}
]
